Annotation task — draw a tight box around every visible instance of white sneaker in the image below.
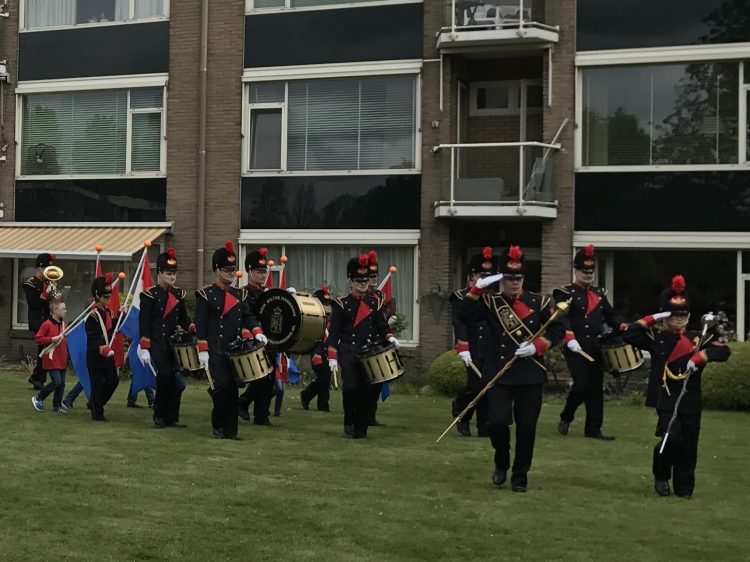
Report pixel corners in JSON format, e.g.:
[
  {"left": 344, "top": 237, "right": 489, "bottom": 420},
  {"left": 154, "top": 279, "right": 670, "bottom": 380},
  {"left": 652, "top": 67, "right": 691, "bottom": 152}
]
[{"left": 31, "top": 396, "right": 44, "bottom": 412}]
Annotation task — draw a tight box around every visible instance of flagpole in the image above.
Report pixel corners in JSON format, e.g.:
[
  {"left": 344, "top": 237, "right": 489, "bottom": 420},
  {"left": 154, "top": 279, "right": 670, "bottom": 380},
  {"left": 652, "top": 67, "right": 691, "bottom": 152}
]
[{"left": 108, "top": 242, "right": 150, "bottom": 347}]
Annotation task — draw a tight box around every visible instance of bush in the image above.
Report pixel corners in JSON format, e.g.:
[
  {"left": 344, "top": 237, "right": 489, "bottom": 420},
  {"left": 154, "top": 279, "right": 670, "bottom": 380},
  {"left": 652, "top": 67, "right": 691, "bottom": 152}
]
[
  {"left": 703, "top": 342, "right": 750, "bottom": 411},
  {"left": 428, "top": 351, "right": 466, "bottom": 396}
]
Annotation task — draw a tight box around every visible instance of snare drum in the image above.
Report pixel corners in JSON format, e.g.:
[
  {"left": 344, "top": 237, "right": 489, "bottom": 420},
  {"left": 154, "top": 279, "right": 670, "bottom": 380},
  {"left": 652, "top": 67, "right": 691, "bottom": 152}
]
[
  {"left": 357, "top": 344, "right": 405, "bottom": 385},
  {"left": 226, "top": 339, "right": 274, "bottom": 382},
  {"left": 255, "top": 289, "right": 326, "bottom": 354},
  {"left": 600, "top": 340, "right": 644, "bottom": 373},
  {"left": 169, "top": 332, "right": 201, "bottom": 371}
]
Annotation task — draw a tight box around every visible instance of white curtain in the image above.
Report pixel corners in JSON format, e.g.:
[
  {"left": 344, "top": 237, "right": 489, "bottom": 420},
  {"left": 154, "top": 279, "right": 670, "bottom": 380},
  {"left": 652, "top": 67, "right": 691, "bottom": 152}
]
[
  {"left": 135, "top": 0, "right": 164, "bottom": 18},
  {"left": 25, "top": 0, "right": 75, "bottom": 29},
  {"left": 115, "top": 0, "right": 129, "bottom": 21}
]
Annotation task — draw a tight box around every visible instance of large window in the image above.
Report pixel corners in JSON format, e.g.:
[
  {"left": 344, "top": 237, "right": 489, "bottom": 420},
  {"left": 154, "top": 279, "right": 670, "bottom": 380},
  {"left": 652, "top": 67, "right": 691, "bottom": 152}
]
[
  {"left": 245, "top": 76, "right": 418, "bottom": 173},
  {"left": 581, "top": 62, "right": 741, "bottom": 167},
  {"left": 248, "top": 0, "right": 404, "bottom": 9},
  {"left": 20, "top": 88, "right": 164, "bottom": 177},
  {"left": 23, "top": 0, "right": 166, "bottom": 30},
  {"left": 242, "top": 243, "right": 417, "bottom": 341}
]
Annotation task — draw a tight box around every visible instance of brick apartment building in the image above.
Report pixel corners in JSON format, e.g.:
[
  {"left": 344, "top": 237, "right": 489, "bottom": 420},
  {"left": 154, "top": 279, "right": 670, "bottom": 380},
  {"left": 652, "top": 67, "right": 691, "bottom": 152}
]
[{"left": 0, "top": 0, "right": 748, "bottom": 365}]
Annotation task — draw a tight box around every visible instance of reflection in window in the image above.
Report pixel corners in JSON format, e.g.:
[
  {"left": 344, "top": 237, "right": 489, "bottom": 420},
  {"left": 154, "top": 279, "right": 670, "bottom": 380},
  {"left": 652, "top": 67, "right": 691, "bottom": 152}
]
[
  {"left": 582, "top": 62, "right": 739, "bottom": 166},
  {"left": 23, "top": 0, "right": 165, "bottom": 30}
]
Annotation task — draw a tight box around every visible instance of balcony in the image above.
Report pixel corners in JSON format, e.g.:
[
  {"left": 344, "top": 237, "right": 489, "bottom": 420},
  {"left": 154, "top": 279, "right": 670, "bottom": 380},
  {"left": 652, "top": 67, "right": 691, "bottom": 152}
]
[
  {"left": 432, "top": 141, "right": 560, "bottom": 220},
  {"left": 437, "top": 0, "right": 559, "bottom": 53}
]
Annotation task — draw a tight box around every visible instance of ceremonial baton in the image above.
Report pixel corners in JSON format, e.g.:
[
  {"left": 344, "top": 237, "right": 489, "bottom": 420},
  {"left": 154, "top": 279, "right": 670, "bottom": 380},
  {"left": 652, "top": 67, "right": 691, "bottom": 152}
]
[
  {"left": 468, "top": 361, "right": 483, "bottom": 379},
  {"left": 436, "top": 299, "right": 572, "bottom": 443}
]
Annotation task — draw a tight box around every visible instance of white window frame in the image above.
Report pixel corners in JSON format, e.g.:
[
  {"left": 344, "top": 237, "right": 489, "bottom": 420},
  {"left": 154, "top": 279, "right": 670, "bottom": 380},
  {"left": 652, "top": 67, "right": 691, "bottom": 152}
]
[
  {"left": 15, "top": 75, "right": 168, "bottom": 180},
  {"left": 469, "top": 79, "right": 542, "bottom": 117},
  {"left": 575, "top": 50, "right": 750, "bottom": 172},
  {"left": 246, "top": 0, "right": 421, "bottom": 15},
  {"left": 238, "top": 229, "right": 420, "bottom": 346},
  {"left": 19, "top": 0, "right": 170, "bottom": 33},
  {"left": 241, "top": 63, "right": 422, "bottom": 176},
  {"left": 244, "top": 101, "right": 288, "bottom": 174}
]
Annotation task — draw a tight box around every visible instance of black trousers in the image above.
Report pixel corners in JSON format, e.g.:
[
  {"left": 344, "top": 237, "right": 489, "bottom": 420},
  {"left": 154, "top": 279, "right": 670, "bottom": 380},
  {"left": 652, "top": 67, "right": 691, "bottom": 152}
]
[
  {"left": 152, "top": 348, "right": 180, "bottom": 424},
  {"left": 342, "top": 363, "right": 370, "bottom": 437},
  {"left": 369, "top": 383, "right": 382, "bottom": 422},
  {"left": 238, "top": 375, "right": 273, "bottom": 423},
  {"left": 31, "top": 344, "right": 47, "bottom": 385},
  {"left": 488, "top": 383, "right": 544, "bottom": 487},
  {"left": 560, "top": 354, "right": 604, "bottom": 435},
  {"left": 301, "top": 365, "right": 331, "bottom": 410},
  {"left": 452, "top": 365, "right": 489, "bottom": 430},
  {"left": 653, "top": 411, "right": 701, "bottom": 496},
  {"left": 88, "top": 361, "right": 119, "bottom": 419},
  {"left": 209, "top": 355, "right": 239, "bottom": 438}
]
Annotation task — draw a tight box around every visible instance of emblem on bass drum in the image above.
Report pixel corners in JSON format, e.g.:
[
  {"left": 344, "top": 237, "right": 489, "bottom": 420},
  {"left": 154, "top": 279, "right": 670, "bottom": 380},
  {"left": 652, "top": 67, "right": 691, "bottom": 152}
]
[{"left": 255, "top": 288, "right": 326, "bottom": 354}]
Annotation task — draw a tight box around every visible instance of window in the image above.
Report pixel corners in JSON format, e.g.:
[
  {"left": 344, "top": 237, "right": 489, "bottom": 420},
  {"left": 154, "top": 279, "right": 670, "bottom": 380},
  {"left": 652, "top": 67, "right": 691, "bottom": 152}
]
[
  {"left": 241, "top": 243, "right": 417, "bottom": 341},
  {"left": 469, "top": 80, "right": 542, "bottom": 116},
  {"left": 246, "top": 75, "right": 418, "bottom": 173},
  {"left": 20, "top": 88, "right": 164, "bottom": 177},
  {"left": 23, "top": 0, "right": 166, "bottom": 30},
  {"left": 581, "top": 62, "right": 741, "bottom": 167}
]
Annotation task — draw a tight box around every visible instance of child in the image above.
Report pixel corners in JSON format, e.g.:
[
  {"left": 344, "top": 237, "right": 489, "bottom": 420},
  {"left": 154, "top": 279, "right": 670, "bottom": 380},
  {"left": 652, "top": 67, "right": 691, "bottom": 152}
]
[{"left": 32, "top": 300, "right": 69, "bottom": 413}]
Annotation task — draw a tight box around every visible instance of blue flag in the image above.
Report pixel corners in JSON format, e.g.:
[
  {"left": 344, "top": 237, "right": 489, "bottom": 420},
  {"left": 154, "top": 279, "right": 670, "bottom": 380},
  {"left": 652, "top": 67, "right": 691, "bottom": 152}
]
[
  {"left": 381, "top": 382, "right": 390, "bottom": 401},
  {"left": 119, "top": 265, "right": 155, "bottom": 394},
  {"left": 67, "top": 322, "right": 92, "bottom": 398},
  {"left": 287, "top": 355, "right": 301, "bottom": 384}
]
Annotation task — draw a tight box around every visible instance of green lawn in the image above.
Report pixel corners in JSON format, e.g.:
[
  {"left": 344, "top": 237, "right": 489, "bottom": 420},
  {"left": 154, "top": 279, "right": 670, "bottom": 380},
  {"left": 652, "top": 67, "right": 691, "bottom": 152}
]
[{"left": 1, "top": 373, "right": 749, "bottom": 562}]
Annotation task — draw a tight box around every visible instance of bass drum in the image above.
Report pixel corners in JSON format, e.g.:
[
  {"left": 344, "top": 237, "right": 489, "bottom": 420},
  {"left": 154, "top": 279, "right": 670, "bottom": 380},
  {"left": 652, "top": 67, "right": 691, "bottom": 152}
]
[
  {"left": 255, "top": 288, "right": 326, "bottom": 354},
  {"left": 600, "top": 339, "right": 644, "bottom": 373}
]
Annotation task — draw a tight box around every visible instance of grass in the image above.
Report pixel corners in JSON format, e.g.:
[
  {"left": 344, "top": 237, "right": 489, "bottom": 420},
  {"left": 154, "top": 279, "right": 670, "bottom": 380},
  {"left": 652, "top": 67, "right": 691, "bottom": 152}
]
[{"left": 1, "top": 373, "right": 750, "bottom": 561}]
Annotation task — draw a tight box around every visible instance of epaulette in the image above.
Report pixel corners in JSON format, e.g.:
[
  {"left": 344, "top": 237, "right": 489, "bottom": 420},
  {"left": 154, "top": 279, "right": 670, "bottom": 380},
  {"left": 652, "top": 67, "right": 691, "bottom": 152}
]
[
  {"left": 141, "top": 286, "right": 156, "bottom": 300},
  {"left": 540, "top": 294, "right": 551, "bottom": 309},
  {"left": 176, "top": 287, "right": 186, "bottom": 300},
  {"left": 332, "top": 297, "right": 345, "bottom": 309},
  {"left": 451, "top": 288, "right": 467, "bottom": 301},
  {"left": 23, "top": 277, "right": 37, "bottom": 286},
  {"left": 553, "top": 286, "right": 571, "bottom": 297},
  {"left": 196, "top": 286, "right": 212, "bottom": 301}
]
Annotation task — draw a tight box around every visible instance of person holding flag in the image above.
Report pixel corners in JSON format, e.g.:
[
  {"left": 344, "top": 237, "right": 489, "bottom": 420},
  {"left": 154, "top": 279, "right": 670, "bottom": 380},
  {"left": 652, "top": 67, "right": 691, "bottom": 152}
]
[
  {"left": 238, "top": 247, "right": 275, "bottom": 426},
  {"left": 196, "top": 241, "right": 266, "bottom": 440},
  {"left": 137, "top": 248, "right": 195, "bottom": 428},
  {"left": 301, "top": 284, "right": 333, "bottom": 412}
]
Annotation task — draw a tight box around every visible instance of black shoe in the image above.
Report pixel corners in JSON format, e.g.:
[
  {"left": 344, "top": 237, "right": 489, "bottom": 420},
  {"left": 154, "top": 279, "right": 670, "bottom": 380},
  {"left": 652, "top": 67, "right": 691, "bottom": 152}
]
[
  {"left": 654, "top": 480, "right": 671, "bottom": 496},
  {"left": 167, "top": 422, "right": 187, "bottom": 428},
  {"left": 675, "top": 492, "right": 692, "bottom": 500},
  {"left": 127, "top": 403, "right": 144, "bottom": 409},
  {"left": 273, "top": 411, "right": 281, "bottom": 417},
  {"left": 153, "top": 417, "right": 167, "bottom": 428},
  {"left": 224, "top": 435, "right": 242, "bottom": 440},
  {"left": 585, "top": 432, "right": 615, "bottom": 441},
  {"left": 558, "top": 420, "right": 569, "bottom": 435},
  {"left": 457, "top": 419, "right": 471, "bottom": 437},
  {"left": 300, "top": 394, "right": 311, "bottom": 410},
  {"left": 92, "top": 415, "right": 108, "bottom": 422},
  {"left": 238, "top": 406, "right": 250, "bottom": 421},
  {"left": 318, "top": 405, "right": 330, "bottom": 412},
  {"left": 29, "top": 377, "right": 43, "bottom": 391},
  {"left": 512, "top": 484, "right": 528, "bottom": 493},
  {"left": 368, "top": 418, "right": 382, "bottom": 427},
  {"left": 212, "top": 428, "right": 224, "bottom": 439},
  {"left": 492, "top": 470, "right": 507, "bottom": 486},
  {"left": 344, "top": 424, "right": 354, "bottom": 436},
  {"left": 148, "top": 402, "right": 154, "bottom": 409},
  {"left": 254, "top": 419, "right": 272, "bottom": 426}
]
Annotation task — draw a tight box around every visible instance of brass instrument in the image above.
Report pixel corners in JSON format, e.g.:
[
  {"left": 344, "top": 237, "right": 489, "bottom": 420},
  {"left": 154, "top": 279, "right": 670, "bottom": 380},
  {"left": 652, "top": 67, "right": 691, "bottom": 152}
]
[{"left": 42, "top": 265, "right": 64, "bottom": 300}]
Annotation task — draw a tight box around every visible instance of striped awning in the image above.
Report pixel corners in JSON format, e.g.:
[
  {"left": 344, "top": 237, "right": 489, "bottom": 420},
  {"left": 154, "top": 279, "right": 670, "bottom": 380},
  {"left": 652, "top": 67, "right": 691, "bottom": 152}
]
[{"left": 0, "top": 223, "right": 171, "bottom": 260}]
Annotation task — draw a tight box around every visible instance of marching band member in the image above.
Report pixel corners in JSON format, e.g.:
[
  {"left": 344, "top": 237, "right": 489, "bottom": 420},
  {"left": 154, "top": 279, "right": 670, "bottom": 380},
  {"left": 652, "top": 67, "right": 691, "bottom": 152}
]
[
  {"left": 24, "top": 253, "right": 56, "bottom": 390},
  {"left": 449, "top": 247, "right": 496, "bottom": 438},
  {"left": 238, "top": 247, "right": 274, "bottom": 426},
  {"left": 621, "top": 276, "right": 730, "bottom": 499},
  {"left": 196, "top": 241, "right": 265, "bottom": 440},
  {"left": 554, "top": 245, "right": 619, "bottom": 440},
  {"left": 137, "top": 248, "right": 194, "bottom": 428},
  {"left": 459, "top": 245, "right": 565, "bottom": 492},
  {"left": 301, "top": 285, "right": 333, "bottom": 412},
  {"left": 86, "top": 274, "right": 123, "bottom": 421},
  {"left": 31, "top": 300, "right": 69, "bottom": 413},
  {"left": 327, "top": 254, "right": 397, "bottom": 439}
]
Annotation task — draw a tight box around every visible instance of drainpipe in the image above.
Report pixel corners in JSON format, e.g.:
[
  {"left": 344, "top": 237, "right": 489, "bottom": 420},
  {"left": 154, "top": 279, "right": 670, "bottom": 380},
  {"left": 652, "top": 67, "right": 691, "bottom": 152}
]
[{"left": 196, "top": 0, "right": 209, "bottom": 289}]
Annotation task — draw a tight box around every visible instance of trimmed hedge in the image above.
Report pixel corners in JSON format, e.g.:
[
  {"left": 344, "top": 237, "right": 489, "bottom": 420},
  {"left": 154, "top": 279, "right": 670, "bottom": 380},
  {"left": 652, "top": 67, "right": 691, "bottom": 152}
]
[
  {"left": 428, "top": 351, "right": 466, "bottom": 396},
  {"left": 703, "top": 342, "right": 750, "bottom": 411}
]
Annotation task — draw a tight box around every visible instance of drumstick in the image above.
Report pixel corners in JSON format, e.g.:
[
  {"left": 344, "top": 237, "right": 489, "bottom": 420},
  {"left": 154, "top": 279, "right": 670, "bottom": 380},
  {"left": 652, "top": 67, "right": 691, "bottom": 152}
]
[
  {"left": 204, "top": 364, "right": 216, "bottom": 391},
  {"left": 332, "top": 367, "right": 339, "bottom": 390},
  {"left": 468, "top": 361, "right": 483, "bottom": 379},
  {"left": 576, "top": 349, "right": 596, "bottom": 362}
]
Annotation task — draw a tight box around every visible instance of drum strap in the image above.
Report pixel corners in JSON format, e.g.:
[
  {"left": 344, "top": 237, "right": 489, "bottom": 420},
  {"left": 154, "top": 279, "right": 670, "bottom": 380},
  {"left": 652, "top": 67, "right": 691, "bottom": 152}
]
[
  {"left": 486, "top": 294, "right": 534, "bottom": 347},
  {"left": 93, "top": 310, "right": 109, "bottom": 342}
]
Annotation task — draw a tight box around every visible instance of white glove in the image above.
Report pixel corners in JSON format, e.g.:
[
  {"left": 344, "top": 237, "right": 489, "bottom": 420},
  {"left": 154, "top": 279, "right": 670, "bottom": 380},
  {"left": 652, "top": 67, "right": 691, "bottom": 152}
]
[
  {"left": 287, "top": 287, "right": 297, "bottom": 294},
  {"left": 566, "top": 339, "right": 582, "bottom": 353},
  {"left": 653, "top": 312, "right": 671, "bottom": 321},
  {"left": 388, "top": 336, "right": 400, "bottom": 348},
  {"left": 255, "top": 333, "right": 268, "bottom": 345},
  {"left": 514, "top": 342, "right": 536, "bottom": 357},
  {"left": 106, "top": 350, "right": 115, "bottom": 358},
  {"left": 475, "top": 273, "right": 504, "bottom": 289},
  {"left": 328, "top": 358, "right": 339, "bottom": 372},
  {"left": 198, "top": 351, "right": 209, "bottom": 368},
  {"left": 387, "top": 315, "right": 398, "bottom": 327},
  {"left": 686, "top": 359, "right": 698, "bottom": 374},
  {"left": 458, "top": 350, "right": 472, "bottom": 366},
  {"left": 137, "top": 347, "right": 151, "bottom": 366},
  {"left": 45, "top": 284, "right": 53, "bottom": 294}
]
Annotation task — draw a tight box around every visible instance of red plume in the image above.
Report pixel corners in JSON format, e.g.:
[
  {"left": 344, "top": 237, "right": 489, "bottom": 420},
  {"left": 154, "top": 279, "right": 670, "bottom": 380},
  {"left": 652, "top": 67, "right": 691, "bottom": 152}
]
[
  {"left": 482, "top": 246, "right": 492, "bottom": 260},
  {"left": 224, "top": 240, "right": 234, "bottom": 254},
  {"left": 259, "top": 247, "right": 268, "bottom": 258},
  {"left": 49, "top": 254, "right": 57, "bottom": 262},
  {"left": 104, "top": 272, "right": 113, "bottom": 284},
  {"left": 508, "top": 245, "right": 523, "bottom": 260},
  {"left": 671, "top": 275, "right": 686, "bottom": 294},
  {"left": 368, "top": 250, "right": 378, "bottom": 264},
  {"left": 322, "top": 283, "right": 329, "bottom": 295},
  {"left": 359, "top": 254, "right": 368, "bottom": 267},
  {"left": 166, "top": 247, "right": 176, "bottom": 259},
  {"left": 584, "top": 244, "right": 595, "bottom": 257}
]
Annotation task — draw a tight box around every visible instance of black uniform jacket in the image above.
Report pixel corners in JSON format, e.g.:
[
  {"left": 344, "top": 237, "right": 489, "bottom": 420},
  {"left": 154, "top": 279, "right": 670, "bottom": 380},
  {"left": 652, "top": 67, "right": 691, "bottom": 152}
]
[
  {"left": 23, "top": 275, "right": 50, "bottom": 332},
  {"left": 244, "top": 282, "right": 265, "bottom": 315},
  {"left": 85, "top": 305, "right": 117, "bottom": 369},
  {"left": 622, "top": 319, "right": 731, "bottom": 413},
  {"left": 451, "top": 287, "right": 489, "bottom": 367},
  {"left": 195, "top": 284, "right": 260, "bottom": 354},
  {"left": 552, "top": 283, "right": 619, "bottom": 359},
  {"left": 326, "top": 293, "right": 392, "bottom": 366},
  {"left": 138, "top": 285, "right": 193, "bottom": 351},
  {"left": 458, "top": 291, "right": 565, "bottom": 385}
]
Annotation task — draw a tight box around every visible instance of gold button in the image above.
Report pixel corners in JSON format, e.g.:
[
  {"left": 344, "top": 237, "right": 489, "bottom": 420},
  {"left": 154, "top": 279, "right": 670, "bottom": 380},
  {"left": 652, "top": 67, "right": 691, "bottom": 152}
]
[{"left": 516, "top": 330, "right": 522, "bottom": 336}]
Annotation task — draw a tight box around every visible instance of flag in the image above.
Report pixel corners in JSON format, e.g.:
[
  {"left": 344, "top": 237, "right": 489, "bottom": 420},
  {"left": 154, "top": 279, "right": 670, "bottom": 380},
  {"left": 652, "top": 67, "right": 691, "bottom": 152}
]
[
  {"left": 279, "top": 266, "right": 287, "bottom": 290},
  {"left": 120, "top": 253, "right": 155, "bottom": 394},
  {"left": 109, "top": 276, "right": 125, "bottom": 368},
  {"left": 264, "top": 270, "right": 275, "bottom": 289},
  {"left": 288, "top": 355, "right": 300, "bottom": 384},
  {"left": 377, "top": 266, "right": 396, "bottom": 402},
  {"left": 67, "top": 322, "right": 92, "bottom": 398}
]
